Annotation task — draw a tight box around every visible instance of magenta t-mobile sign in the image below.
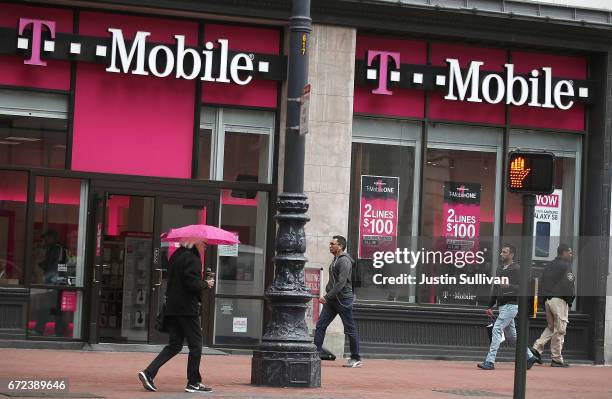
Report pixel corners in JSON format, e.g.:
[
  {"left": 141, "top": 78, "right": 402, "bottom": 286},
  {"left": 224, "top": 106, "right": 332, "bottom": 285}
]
[
  {"left": 15, "top": 17, "right": 276, "bottom": 85},
  {"left": 365, "top": 49, "right": 591, "bottom": 110},
  {"left": 18, "top": 18, "right": 56, "bottom": 66}
]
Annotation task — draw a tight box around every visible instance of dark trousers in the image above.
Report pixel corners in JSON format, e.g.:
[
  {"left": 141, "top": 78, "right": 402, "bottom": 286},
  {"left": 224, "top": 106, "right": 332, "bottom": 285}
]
[
  {"left": 145, "top": 316, "right": 203, "bottom": 385},
  {"left": 313, "top": 297, "right": 361, "bottom": 360}
]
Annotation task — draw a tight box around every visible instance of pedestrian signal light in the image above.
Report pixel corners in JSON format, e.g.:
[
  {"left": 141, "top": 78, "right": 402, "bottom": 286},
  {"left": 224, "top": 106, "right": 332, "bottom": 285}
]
[{"left": 507, "top": 151, "right": 555, "bottom": 194}]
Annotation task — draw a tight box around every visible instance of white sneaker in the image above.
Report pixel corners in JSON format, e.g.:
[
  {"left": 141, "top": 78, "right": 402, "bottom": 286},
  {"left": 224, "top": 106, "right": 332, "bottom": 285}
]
[
  {"left": 185, "top": 382, "right": 213, "bottom": 393},
  {"left": 343, "top": 358, "right": 363, "bottom": 368}
]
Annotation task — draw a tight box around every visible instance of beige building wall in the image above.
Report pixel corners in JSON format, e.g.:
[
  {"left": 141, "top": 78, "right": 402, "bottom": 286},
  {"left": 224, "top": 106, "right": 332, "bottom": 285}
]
[
  {"left": 304, "top": 24, "right": 356, "bottom": 358},
  {"left": 278, "top": 24, "right": 357, "bottom": 358}
]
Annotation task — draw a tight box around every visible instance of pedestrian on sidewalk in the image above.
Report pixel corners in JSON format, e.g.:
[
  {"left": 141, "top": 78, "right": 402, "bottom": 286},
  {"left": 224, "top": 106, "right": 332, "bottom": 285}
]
[
  {"left": 314, "top": 235, "right": 363, "bottom": 368},
  {"left": 138, "top": 240, "right": 214, "bottom": 393},
  {"left": 478, "top": 244, "right": 536, "bottom": 370},
  {"left": 529, "top": 244, "right": 575, "bottom": 368}
]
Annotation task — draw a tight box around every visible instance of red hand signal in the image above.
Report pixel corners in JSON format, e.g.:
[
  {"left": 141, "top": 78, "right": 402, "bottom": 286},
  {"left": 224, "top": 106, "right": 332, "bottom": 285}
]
[{"left": 509, "top": 156, "right": 531, "bottom": 189}]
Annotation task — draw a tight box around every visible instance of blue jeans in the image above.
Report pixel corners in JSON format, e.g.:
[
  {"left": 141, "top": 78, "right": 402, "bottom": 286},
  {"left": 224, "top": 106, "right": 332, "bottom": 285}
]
[
  {"left": 486, "top": 303, "right": 533, "bottom": 363},
  {"left": 314, "top": 297, "right": 361, "bottom": 360}
]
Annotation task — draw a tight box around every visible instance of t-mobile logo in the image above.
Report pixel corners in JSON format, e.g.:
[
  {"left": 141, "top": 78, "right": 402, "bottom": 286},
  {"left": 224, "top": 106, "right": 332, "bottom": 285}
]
[
  {"left": 366, "top": 50, "right": 400, "bottom": 95},
  {"left": 17, "top": 18, "right": 56, "bottom": 66}
]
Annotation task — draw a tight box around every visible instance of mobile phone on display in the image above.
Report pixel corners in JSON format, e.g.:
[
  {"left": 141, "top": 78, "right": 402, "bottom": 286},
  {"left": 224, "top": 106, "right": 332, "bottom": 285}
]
[{"left": 535, "top": 221, "right": 551, "bottom": 257}]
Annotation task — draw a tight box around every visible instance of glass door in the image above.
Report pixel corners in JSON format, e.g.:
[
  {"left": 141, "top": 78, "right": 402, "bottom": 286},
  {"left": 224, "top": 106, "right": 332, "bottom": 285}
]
[
  {"left": 89, "top": 192, "right": 155, "bottom": 343},
  {"left": 149, "top": 197, "right": 218, "bottom": 344}
]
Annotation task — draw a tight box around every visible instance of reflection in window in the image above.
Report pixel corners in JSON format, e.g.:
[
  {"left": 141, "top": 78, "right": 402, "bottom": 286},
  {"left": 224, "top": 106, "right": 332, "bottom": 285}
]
[
  {"left": 223, "top": 132, "right": 268, "bottom": 183},
  {"left": 31, "top": 177, "right": 87, "bottom": 287},
  {"left": 218, "top": 191, "right": 268, "bottom": 297},
  {"left": 349, "top": 143, "right": 415, "bottom": 302},
  {"left": 0, "top": 115, "right": 67, "bottom": 168},
  {"left": 419, "top": 126, "right": 501, "bottom": 306},
  {"left": 28, "top": 289, "right": 82, "bottom": 339},
  {"left": 0, "top": 170, "right": 27, "bottom": 285},
  {"left": 199, "top": 107, "right": 274, "bottom": 183},
  {"left": 198, "top": 129, "right": 212, "bottom": 179},
  {"left": 213, "top": 298, "right": 262, "bottom": 346}
]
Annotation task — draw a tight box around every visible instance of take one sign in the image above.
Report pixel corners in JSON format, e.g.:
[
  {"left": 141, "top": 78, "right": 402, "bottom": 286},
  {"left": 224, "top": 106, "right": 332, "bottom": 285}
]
[
  {"left": 13, "top": 18, "right": 279, "bottom": 84},
  {"left": 364, "top": 50, "right": 592, "bottom": 110}
]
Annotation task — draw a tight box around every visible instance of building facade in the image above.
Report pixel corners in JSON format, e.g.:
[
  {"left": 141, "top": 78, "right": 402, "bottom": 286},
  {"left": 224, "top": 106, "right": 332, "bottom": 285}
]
[{"left": 0, "top": 0, "right": 610, "bottom": 364}]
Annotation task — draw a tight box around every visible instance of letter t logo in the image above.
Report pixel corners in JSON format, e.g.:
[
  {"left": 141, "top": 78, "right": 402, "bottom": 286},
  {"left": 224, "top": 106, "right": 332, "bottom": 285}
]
[
  {"left": 18, "top": 18, "right": 56, "bottom": 66},
  {"left": 367, "top": 50, "right": 400, "bottom": 95}
]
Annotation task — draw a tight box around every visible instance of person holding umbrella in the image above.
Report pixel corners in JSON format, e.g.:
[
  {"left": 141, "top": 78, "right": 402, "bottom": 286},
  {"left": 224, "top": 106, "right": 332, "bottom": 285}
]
[{"left": 138, "top": 238, "right": 214, "bottom": 393}]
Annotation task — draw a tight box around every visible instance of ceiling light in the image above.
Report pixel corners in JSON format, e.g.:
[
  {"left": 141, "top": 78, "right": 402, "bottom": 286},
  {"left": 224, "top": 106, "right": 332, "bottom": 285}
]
[{"left": 0, "top": 140, "right": 20, "bottom": 145}]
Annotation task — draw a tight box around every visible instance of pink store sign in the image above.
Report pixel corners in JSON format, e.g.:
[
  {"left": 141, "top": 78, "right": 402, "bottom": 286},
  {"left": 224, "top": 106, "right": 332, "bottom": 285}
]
[
  {"left": 442, "top": 182, "right": 481, "bottom": 252},
  {"left": 358, "top": 175, "right": 400, "bottom": 259},
  {"left": 61, "top": 291, "right": 77, "bottom": 312},
  {"left": 355, "top": 35, "right": 590, "bottom": 130}
]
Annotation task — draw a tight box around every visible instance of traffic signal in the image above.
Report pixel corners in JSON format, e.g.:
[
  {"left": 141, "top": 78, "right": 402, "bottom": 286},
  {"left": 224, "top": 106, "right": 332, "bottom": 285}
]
[{"left": 507, "top": 150, "right": 555, "bottom": 194}]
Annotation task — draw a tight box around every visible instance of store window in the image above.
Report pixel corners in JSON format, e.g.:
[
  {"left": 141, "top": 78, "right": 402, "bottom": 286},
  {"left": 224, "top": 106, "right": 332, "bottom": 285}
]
[
  {"left": 28, "top": 289, "right": 83, "bottom": 339},
  {"left": 214, "top": 190, "right": 268, "bottom": 346},
  {"left": 0, "top": 90, "right": 69, "bottom": 169},
  {"left": 31, "top": 177, "right": 88, "bottom": 288},
  {"left": 213, "top": 298, "right": 263, "bottom": 346},
  {"left": 199, "top": 107, "right": 274, "bottom": 183},
  {"left": 419, "top": 124, "right": 503, "bottom": 306},
  {"left": 504, "top": 130, "right": 582, "bottom": 287},
  {"left": 0, "top": 170, "right": 28, "bottom": 286},
  {"left": 349, "top": 118, "right": 421, "bottom": 302},
  {"left": 217, "top": 192, "right": 268, "bottom": 297}
]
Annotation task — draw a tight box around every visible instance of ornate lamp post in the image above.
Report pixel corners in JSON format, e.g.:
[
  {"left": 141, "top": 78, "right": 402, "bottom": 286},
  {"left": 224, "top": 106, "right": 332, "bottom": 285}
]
[{"left": 250, "top": 0, "right": 320, "bottom": 388}]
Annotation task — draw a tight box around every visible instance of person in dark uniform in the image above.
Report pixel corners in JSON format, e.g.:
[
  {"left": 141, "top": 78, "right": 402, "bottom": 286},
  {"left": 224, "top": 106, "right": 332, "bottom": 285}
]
[
  {"left": 138, "top": 240, "right": 214, "bottom": 393},
  {"left": 530, "top": 244, "right": 575, "bottom": 368}
]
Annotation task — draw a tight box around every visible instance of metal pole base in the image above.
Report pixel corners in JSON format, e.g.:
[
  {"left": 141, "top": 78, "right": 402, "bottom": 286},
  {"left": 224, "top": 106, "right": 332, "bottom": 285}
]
[{"left": 251, "top": 342, "right": 321, "bottom": 387}]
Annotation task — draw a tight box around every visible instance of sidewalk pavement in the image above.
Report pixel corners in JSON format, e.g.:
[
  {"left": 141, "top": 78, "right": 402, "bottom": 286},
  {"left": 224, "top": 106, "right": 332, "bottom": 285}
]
[{"left": 0, "top": 348, "right": 611, "bottom": 399}]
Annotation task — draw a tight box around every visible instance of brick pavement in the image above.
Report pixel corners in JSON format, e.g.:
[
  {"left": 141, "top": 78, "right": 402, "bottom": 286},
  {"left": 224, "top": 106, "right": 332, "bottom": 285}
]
[{"left": 0, "top": 349, "right": 610, "bottom": 399}]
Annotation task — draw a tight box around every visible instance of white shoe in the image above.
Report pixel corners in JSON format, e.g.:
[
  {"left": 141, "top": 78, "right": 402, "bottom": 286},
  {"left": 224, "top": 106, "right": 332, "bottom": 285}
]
[{"left": 343, "top": 358, "right": 363, "bottom": 368}]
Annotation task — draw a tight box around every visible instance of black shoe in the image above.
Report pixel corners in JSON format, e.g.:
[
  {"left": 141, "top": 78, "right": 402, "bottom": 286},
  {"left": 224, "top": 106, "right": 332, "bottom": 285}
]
[
  {"left": 319, "top": 352, "right": 336, "bottom": 361},
  {"left": 185, "top": 383, "right": 213, "bottom": 393},
  {"left": 529, "top": 347, "right": 543, "bottom": 364},
  {"left": 551, "top": 360, "right": 570, "bottom": 368},
  {"left": 138, "top": 371, "right": 157, "bottom": 392},
  {"left": 527, "top": 356, "right": 537, "bottom": 370},
  {"left": 477, "top": 361, "right": 495, "bottom": 370},
  {"left": 319, "top": 347, "right": 336, "bottom": 361}
]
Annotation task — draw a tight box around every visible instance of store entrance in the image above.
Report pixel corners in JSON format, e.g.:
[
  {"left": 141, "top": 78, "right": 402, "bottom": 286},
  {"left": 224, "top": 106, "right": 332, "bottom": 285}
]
[{"left": 88, "top": 190, "right": 217, "bottom": 345}]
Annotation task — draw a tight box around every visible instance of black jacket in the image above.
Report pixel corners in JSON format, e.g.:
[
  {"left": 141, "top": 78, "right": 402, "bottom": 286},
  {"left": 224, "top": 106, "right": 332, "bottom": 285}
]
[
  {"left": 165, "top": 246, "right": 209, "bottom": 316},
  {"left": 488, "top": 262, "right": 520, "bottom": 308},
  {"left": 540, "top": 257, "right": 575, "bottom": 305},
  {"left": 324, "top": 253, "right": 354, "bottom": 301}
]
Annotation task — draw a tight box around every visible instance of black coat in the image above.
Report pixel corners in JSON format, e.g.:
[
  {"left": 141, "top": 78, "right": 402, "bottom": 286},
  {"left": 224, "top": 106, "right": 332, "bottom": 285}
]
[
  {"left": 540, "top": 257, "right": 575, "bottom": 305},
  {"left": 488, "top": 262, "right": 520, "bottom": 308},
  {"left": 165, "top": 246, "right": 208, "bottom": 316}
]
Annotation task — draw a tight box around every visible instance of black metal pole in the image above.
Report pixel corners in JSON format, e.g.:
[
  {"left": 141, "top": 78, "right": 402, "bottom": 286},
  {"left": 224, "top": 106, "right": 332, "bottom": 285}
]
[
  {"left": 251, "top": 0, "right": 320, "bottom": 387},
  {"left": 513, "top": 194, "right": 535, "bottom": 399},
  {"left": 283, "top": 0, "right": 310, "bottom": 193}
]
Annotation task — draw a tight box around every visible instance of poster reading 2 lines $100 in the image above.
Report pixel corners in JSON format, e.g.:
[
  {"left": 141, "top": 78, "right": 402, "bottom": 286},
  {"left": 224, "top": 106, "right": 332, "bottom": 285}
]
[
  {"left": 358, "top": 175, "right": 399, "bottom": 259},
  {"left": 443, "top": 182, "right": 481, "bottom": 251}
]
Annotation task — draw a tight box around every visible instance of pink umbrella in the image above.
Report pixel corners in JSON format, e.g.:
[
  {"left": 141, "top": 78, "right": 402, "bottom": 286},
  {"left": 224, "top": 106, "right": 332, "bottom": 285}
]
[{"left": 160, "top": 224, "right": 239, "bottom": 245}]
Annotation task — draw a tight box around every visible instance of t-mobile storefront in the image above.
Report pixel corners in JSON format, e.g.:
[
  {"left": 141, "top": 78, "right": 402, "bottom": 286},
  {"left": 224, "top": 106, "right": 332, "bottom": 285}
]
[
  {"left": 0, "top": 2, "right": 282, "bottom": 347},
  {"left": 345, "top": 32, "right": 607, "bottom": 362}
]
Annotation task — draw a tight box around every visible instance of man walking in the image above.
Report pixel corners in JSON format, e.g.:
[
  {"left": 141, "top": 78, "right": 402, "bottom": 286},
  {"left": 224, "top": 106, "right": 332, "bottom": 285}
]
[
  {"left": 314, "top": 235, "right": 362, "bottom": 368},
  {"left": 139, "top": 240, "right": 214, "bottom": 393},
  {"left": 530, "top": 244, "right": 575, "bottom": 368},
  {"left": 478, "top": 244, "right": 536, "bottom": 370}
]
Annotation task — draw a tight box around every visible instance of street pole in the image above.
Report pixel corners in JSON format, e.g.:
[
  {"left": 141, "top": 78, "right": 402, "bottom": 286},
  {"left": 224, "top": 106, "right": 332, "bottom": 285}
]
[
  {"left": 251, "top": 0, "right": 320, "bottom": 387},
  {"left": 513, "top": 194, "right": 535, "bottom": 399}
]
